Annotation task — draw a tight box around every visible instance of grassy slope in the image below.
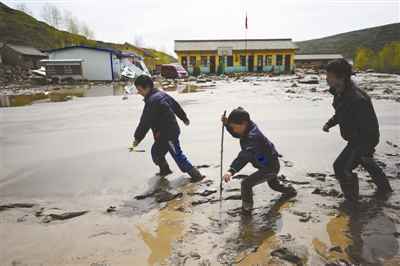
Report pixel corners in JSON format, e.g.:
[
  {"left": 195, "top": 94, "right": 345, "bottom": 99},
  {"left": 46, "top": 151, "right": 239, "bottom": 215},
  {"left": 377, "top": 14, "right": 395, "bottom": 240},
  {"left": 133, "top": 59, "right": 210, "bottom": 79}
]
[
  {"left": 295, "top": 23, "right": 400, "bottom": 59},
  {"left": 0, "top": 2, "right": 175, "bottom": 65}
]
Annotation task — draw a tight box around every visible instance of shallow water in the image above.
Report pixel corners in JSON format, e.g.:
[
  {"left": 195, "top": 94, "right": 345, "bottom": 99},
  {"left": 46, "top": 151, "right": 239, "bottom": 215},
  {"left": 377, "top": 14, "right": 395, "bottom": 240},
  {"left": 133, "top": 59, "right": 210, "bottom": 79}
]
[{"left": 0, "top": 77, "right": 399, "bottom": 265}]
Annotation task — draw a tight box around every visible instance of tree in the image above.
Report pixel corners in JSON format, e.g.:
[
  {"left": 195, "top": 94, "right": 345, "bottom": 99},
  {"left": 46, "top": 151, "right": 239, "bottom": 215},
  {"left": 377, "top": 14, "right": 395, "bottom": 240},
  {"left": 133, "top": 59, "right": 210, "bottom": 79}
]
[
  {"left": 81, "top": 23, "right": 94, "bottom": 39},
  {"left": 41, "top": 3, "right": 62, "bottom": 28},
  {"left": 354, "top": 48, "right": 376, "bottom": 71},
  {"left": 63, "top": 10, "right": 80, "bottom": 34},
  {"left": 133, "top": 35, "right": 144, "bottom": 47},
  {"left": 15, "top": 3, "right": 33, "bottom": 16},
  {"left": 376, "top": 42, "right": 400, "bottom": 74}
]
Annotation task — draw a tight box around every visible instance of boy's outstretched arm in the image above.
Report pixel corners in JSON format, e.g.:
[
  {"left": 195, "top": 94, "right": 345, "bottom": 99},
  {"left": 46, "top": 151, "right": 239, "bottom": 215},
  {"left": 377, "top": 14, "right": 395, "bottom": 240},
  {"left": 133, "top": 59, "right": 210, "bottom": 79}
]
[
  {"left": 223, "top": 151, "right": 251, "bottom": 182},
  {"left": 323, "top": 114, "right": 338, "bottom": 132},
  {"left": 134, "top": 104, "right": 157, "bottom": 144},
  {"left": 167, "top": 95, "right": 189, "bottom": 125}
]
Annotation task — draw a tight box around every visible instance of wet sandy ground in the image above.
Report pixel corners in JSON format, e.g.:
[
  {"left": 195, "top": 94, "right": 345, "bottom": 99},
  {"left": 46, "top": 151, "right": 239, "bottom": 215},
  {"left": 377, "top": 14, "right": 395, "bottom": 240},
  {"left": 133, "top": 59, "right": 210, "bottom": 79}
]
[{"left": 1, "top": 75, "right": 400, "bottom": 265}]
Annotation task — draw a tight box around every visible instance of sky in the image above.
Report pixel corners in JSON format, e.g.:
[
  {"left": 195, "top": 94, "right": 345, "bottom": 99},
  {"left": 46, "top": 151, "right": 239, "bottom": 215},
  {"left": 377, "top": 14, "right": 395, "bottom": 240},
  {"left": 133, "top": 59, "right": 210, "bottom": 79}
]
[{"left": 4, "top": 0, "right": 400, "bottom": 55}]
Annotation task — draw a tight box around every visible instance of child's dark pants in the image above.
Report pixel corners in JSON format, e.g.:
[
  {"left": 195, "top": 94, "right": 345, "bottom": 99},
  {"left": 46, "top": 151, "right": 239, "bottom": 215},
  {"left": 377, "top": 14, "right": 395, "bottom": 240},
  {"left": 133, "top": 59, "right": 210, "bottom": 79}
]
[
  {"left": 151, "top": 137, "right": 194, "bottom": 173},
  {"left": 241, "top": 158, "right": 289, "bottom": 204}
]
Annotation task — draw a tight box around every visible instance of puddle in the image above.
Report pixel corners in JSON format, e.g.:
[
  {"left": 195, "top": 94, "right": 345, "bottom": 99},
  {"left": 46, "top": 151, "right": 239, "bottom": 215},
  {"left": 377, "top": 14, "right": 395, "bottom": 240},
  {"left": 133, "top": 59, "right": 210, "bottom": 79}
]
[{"left": 0, "top": 83, "right": 131, "bottom": 107}]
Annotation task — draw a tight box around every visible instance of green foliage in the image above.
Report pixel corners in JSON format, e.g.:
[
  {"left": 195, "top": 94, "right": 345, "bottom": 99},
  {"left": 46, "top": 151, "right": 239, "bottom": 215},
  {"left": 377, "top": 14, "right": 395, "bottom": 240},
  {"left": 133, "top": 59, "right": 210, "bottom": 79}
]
[
  {"left": 354, "top": 42, "right": 400, "bottom": 74},
  {"left": 192, "top": 65, "right": 201, "bottom": 77},
  {"left": 296, "top": 23, "right": 400, "bottom": 59}
]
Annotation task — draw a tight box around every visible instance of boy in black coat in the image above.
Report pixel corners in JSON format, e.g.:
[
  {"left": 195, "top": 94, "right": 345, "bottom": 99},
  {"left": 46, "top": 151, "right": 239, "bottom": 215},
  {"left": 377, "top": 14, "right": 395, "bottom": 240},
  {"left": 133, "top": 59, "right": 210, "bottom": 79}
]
[
  {"left": 323, "top": 59, "right": 393, "bottom": 201},
  {"left": 132, "top": 75, "right": 204, "bottom": 182},
  {"left": 222, "top": 107, "right": 296, "bottom": 212}
]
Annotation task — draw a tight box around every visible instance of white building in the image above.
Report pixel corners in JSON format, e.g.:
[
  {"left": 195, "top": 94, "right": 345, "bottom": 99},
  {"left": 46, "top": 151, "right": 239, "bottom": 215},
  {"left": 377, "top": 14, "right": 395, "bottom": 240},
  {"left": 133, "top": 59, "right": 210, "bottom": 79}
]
[{"left": 47, "top": 46, "right": 124, "bottom": 81}]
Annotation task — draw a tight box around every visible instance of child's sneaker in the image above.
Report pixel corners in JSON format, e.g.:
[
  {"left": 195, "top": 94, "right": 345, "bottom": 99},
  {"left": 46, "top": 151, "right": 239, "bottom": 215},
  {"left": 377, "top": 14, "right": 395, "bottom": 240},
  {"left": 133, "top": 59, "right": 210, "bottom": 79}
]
[{"left": 188, "top": 167, "right": 205, "bottom": 183}]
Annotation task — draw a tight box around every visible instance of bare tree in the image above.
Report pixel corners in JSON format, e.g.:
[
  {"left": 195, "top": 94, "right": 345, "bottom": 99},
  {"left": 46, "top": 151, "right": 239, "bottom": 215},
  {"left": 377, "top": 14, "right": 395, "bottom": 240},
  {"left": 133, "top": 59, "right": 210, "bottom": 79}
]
[
  {"left": 133, "top": 35, "right": 144, "bottom": 47},
  {"left": 41, "top": 3, "right": 62, "bottom": 28},
  {"left": 15, "top": 3, "right": 33, "bottom": 16},
  {"left": 81, "top": 23, "right": 95, "bottom": 39},
  {"left": 63, "top": 10, "right": 80, "bottom": 34}
]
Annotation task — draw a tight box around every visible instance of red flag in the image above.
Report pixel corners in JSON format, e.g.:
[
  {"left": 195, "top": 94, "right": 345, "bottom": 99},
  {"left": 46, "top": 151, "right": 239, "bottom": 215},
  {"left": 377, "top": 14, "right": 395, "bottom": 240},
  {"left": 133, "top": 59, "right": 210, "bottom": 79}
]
[{"left": 245, "top": 14, "right": 248, "bottom": 30}]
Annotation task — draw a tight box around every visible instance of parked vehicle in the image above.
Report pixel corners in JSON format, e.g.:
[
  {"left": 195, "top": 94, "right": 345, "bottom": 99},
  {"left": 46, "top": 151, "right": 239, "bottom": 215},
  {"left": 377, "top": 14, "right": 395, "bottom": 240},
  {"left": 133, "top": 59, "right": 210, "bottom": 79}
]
[{"left": 161, "top": 64, "right": 188, "bottom": 79}]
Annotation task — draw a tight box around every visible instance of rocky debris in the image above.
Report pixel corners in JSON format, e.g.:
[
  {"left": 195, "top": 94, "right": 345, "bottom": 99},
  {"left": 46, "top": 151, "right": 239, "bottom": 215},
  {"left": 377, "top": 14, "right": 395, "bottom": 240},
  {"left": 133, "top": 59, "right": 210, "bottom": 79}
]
[
  {"left": 307, "top": 172, "right": 327, "bottom": 181},
  {"left": 134, "top": 188, "right": 162, "bottom": 200},
  {"left": 270, "top": 247, "right": 303, "bottom": 265},
  {"left": 283, "top": 160, "right": 294, "bottom": 167},
  {"left": 189, "top": 223, "right": 207, "bottom": 235},
  {"left": 191, "top": 198, "right": 219, "bottom": 206},
  {"left": 196, "top": 164, "right": 212, "bottom": 169},
  {"left": 0, "top": 203, "right": 35, "bottom": 211},
  {"left": 329, "top": 246, "right": 343, "bottom": 253},
  {"left": 106, "top": 206, "right": 117, "bottom": 213},
  {"left": 298, "top": 76, "right": 319, "bottom": 84},
  {"left": 155, "top": 191, "right": 183, "bottom": 203},
  {"left": 325, "top": 259, "right": 353, "bottom": 266},
  {"left": 386, "top": 141, "right": 399, "bottom": 148},
  {"left": 188, "top": 189, "right": 217, "bottom": 197},
  {"left": 291, "top": 210, "right": 312, "bottom": 223},
  {"left": 225, "top": 188, "right": 241, "bottom": 192},
  {"left": 42, "top": 210, "right": 88, "bottom": 223},
  {"left": 224, "top": 194, "right": 242, "bottom": 200},
  {"left": 312, "top": 188, "right": 341, "bottom": 198}
]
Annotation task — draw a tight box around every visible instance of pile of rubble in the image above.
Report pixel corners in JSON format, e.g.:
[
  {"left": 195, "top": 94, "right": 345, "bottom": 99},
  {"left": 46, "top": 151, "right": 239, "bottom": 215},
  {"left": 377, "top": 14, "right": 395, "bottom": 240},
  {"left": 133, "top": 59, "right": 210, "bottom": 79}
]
[{"left": 0, "top": 64, "right": 32, "bottom": 86}]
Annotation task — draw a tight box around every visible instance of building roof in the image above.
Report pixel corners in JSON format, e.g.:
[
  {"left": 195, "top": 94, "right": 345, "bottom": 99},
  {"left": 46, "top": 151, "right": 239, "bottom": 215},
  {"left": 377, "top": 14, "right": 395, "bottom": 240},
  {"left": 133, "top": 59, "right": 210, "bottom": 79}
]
[
  {"left": 47, "top": 45, "right": 122, "bottom": 56},
  {"left": 175, "top": 39, "right": 298, "bottom": 52},
  {"left": 6, "top": 44, "right": 47, "bottom": 56},
  {"left": 295, "top": 54, "right": 344, "bottom": 60}
]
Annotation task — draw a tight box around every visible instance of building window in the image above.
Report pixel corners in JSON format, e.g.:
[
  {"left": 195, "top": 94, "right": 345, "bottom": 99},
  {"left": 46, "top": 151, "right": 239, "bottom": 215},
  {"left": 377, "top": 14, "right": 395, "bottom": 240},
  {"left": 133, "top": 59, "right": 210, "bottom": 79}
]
[
  {"left": 189, "top": 56, "right": 196, "bottom": 66},
  {"left": 265, "top": 55, "right": 272, "bottom": 66},
  {"left": 181, "top": 56, "right": 187, "bottom": 67},
  {"left": 276, "top": 54, "right": 283, "bottom": 66},
  {"left": 257, "top": 55, "right": 263, "bottom": 66},
  {"left": 240, "top": 55, "right": 246, "bottom": 66},
  {"left": 226, "top": 56, "right": 233, "bottom": 67},
  {"left": 200, "top": 56, "right": 208, "bottom": 67}
]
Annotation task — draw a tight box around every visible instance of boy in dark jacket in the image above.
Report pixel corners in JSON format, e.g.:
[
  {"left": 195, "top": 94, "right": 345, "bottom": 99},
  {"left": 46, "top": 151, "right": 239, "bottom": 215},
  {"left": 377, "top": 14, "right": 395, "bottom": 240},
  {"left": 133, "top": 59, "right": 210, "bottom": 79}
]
[
  {"left": 222, "top": 107, "right": 296, "bottom": 212},
  {"left": 323, "top": 59, "right": 393, "bottom": 202},
  {"left": 132, "top": 75, "right": 205, "bottom": 182}
]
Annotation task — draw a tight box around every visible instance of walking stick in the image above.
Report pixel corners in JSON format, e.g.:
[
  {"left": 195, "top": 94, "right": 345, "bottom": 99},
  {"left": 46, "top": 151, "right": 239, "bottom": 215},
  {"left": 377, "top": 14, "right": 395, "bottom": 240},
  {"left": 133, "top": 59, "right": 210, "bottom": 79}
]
[{"left": 219, "top": 110, "right": 227, "bottom": 202}]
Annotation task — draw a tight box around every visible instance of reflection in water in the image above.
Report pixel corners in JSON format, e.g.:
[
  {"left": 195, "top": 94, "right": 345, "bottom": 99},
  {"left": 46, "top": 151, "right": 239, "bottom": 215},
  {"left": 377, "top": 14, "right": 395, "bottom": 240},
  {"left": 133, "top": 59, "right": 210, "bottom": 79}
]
[
  {"left": 314, "top": 198, "right": 399, "bottom": 265},
  {"left": 136, "top": 176, "right": 194, "bottom": 266},
  {"left": 137, "top": 200, "right": 186, "bottom": 266},
  {"left": 236, "top": 197, "right": 293, "bottom": 265},
  {"left": 0, "top": 83, "right": 130, "bottom": 107}
]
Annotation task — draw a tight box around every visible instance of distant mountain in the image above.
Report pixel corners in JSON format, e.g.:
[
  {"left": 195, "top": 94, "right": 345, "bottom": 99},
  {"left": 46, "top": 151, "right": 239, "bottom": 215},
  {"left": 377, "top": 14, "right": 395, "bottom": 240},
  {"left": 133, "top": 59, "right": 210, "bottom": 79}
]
[
  {"left": 295, "top": 23, "right": 400, "bottom": 59},
  {"left": 0, "top": 2, "right": 176, "bottom": 67}
]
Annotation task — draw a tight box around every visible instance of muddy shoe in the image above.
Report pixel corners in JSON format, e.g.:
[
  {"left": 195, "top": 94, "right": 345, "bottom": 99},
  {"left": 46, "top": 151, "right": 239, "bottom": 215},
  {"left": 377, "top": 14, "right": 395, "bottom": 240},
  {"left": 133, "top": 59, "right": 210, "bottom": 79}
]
[
  {"left": 156, "top": 164, "right": 173, "bottom": 177},
  {"left": 188, "top": 167, "right": 205, "bottom": 183},
  {"left": 281, "top": 185, "right": 297, "bottom": 199},
  {"left": 339, "top": 174, "right": 359, "bottom": 202}
]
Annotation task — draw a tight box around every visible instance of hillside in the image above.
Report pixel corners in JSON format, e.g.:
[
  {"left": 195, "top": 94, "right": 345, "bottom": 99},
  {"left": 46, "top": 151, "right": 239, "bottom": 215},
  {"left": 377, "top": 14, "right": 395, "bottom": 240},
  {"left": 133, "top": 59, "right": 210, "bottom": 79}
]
[
  {"left": 0, "top": 2, "right": 176, "bottom": 67},
  {"left": 296, "top": 23, "right": 400, "bottom": 59}
]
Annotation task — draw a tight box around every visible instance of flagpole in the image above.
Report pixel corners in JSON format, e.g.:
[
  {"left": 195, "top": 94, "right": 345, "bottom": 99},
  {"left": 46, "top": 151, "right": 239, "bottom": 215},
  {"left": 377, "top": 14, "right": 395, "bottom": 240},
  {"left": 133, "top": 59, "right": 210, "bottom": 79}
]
[{"left": 245, "top": 12, "right": 247, "bottom": 72}]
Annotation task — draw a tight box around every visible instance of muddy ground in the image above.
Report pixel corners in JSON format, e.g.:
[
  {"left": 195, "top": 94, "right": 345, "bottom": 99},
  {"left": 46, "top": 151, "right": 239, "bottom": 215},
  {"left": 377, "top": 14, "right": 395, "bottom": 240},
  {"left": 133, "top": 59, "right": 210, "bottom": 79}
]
[{"left": 1, "top": 73, "right": 400, "bottom": 265}]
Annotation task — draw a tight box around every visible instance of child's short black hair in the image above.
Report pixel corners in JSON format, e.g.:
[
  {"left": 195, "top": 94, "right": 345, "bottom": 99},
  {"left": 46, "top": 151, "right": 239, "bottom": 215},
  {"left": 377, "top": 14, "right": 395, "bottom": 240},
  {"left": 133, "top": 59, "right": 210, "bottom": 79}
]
[
  {"left": 134, "top": 75, "right": 154, "bottom": 89},
  {"left": 228, "top": 107, "right": 250, "bottom": 124},
  {"left": 326, "top": 59, "right": 352, "bottom": 79}
]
